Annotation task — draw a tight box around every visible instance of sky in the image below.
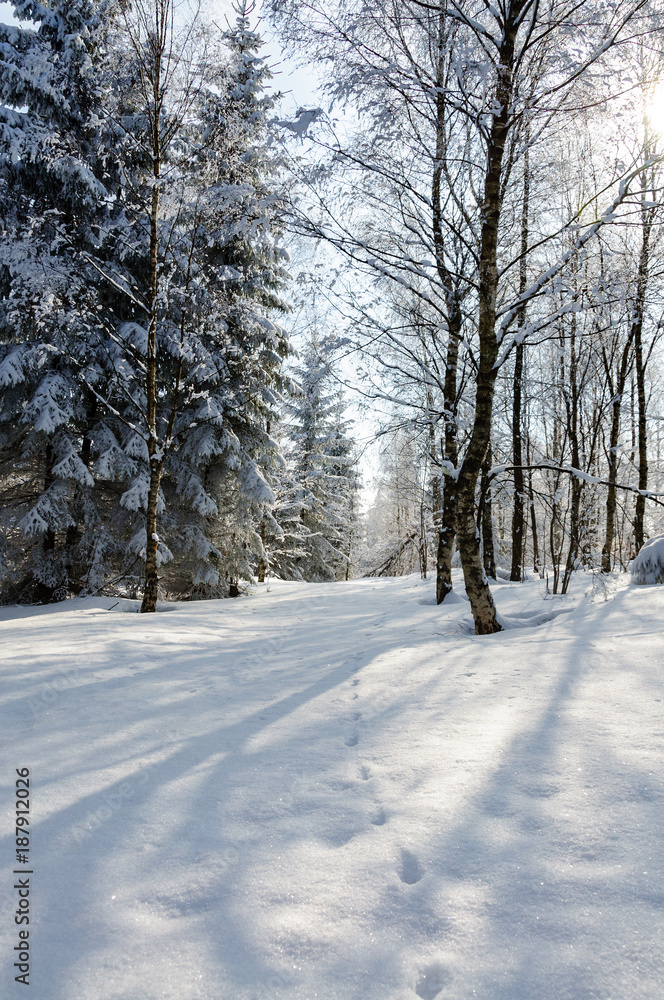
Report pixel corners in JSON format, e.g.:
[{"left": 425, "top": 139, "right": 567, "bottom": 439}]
[{"left": 0, "top": 1, "right": 319, "bottom": 112}]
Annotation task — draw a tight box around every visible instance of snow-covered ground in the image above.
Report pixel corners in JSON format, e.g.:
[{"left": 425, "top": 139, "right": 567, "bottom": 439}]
[{"left": 1, "top": 572, "right": 663, "bottom": 1000}]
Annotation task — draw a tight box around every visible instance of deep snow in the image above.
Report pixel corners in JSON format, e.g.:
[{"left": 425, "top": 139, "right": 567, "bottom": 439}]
[{"left": 1, "top": 572, "right": 663, "bottom": 1000}]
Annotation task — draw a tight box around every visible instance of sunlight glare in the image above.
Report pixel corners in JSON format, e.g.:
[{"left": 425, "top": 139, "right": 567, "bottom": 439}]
[{"left": 646, "top": 82, "right": 664, "bottom": 142}]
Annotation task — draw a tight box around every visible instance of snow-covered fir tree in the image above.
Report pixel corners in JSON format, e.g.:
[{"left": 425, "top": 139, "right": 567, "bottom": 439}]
[
  {"left": 0, "top": 0, "right": 293, "bottom": 606},
  {"left": 86, "top": 0, "right": 293, "bottom": 608},
  {"left": 0, "top": 0, "right": 120, "bottom": 602},
  {"left": 257, "top": 418, "right": 311, "bottom": 581},
  {"left": 326, "top": 395, "right": 362, "bottom": 579},
  {"left": 284, "top": 338, "right": 359, "bottom": 581}
]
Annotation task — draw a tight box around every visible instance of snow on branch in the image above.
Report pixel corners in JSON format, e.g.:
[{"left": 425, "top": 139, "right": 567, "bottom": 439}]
[
  {"left": 489, "top": 463, "right": 664, "bottom": 510},
  {"left": 494, "top": 155, "right": 664, "bottom": 364}
]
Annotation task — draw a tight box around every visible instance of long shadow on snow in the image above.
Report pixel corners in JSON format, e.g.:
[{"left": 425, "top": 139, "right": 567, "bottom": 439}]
[{"left": 3, "top": 583, "right": 452, "bottom": 998}]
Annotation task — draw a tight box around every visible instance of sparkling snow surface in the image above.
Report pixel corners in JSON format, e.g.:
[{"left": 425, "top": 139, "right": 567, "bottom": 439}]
[{"left": 1, "top": 573, "right": 663, "bottom": 1000}]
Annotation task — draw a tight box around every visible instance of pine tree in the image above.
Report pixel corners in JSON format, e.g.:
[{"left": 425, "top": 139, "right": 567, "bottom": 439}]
[
  {"left": 0, "top": 0, "right": 292, "bottom": 605},
  {"left": 258, "top": 418, "right": 311, "bottom": 581},
  {"left": 169, "top": 3, "right": 294, "bottom": 599},
  {"left": 285, "top": 338, "right": 357, "bottom": 581},
  {"left": 326, "top": 396, "right": 361, "bottom": 580},
  {"left": 0, "top": 0, "right": 119, "bottom": 602}
]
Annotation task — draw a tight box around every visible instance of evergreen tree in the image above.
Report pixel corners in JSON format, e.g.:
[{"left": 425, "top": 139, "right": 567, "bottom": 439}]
[
  {"left": 285, "top": 338, "right": 358, "bottom": 581},
  {"left": 258, "top": 418, "right": 311, "bottom": 581},
  {"left": 0, "top": 0, "right": 120, "bottom": 602},
  {"left": 0, "top": 0, "right": 292, "bottom": 605},
  {"left": 326, "top": 396, "right": 361, "bottom": 580},
  {"left": 80, "top": 0, "right": 293, "bottom": 608}
]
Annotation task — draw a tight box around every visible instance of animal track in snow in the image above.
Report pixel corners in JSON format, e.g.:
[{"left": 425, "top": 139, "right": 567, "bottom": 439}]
[
  {"left": 351, "top": 710, "right": 362, "bottom": 720},
  {"left": 399, "top": 849, "right": 424, "bottom": 884},
  {"left": 415, "top": 962, "right": 450, "bottom": 999},
  {"left": 371, "top": 809, "right": 387, "bottom": 826},
  {"left": 359, "top": 765, "right": 371, "bottom": 780},
  {"left": 326, "top": 826, "right": 360, "bottom": 848},
  {"left": 344, "top": 733, "right": 359, "bottom": 747}
]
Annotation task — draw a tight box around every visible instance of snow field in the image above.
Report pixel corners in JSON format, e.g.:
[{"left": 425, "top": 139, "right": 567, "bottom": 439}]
[{"left": 1, "top": 573, "right": 663, "bottom": 999}]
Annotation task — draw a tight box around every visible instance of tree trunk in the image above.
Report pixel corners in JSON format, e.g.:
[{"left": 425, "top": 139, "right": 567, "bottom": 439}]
[
  {"left": 35, "top": 445, "right": 56, "bottom": 604},
  {"left": 601, "top": 333, "right": 634, "bottom": 573},
  {"left": 436, "top": 479, "right": 456, "bottom": 602},
  {"left": 480, "top": 446, "right": 497, "bottom": 579},
  {"left": 510, "top": 341, "right": 525, "bottom": 581},
  {"left": 632, "top": 208, "right": 652, "bottom": 553},
  {"left": 561, "top": 321, "right": 580, "bottom": 595},
  {"left": 510, "top": 145, "right": 529, "bottom": 581},
  {"left": 456, "top": 339, "right": 502, "bottom": 632},
  {"left": 435, "top": 319, "right": 460, "bottom": 604},
  {"left": 634, "top": 324, "right": 648, "bottom": 552},
  {"left": 528, "top": 468, "right": 539, "bottom": 575},
  {"left": 455, "top": 9, "right": 520, "bottom": 633},
  {"left": 419, "top": 500, "right": 427, "bottom": 578},
  {"left": 431, "top": 20, "right": 460, "bottom": 606},
  {"left": 257, "top": 518, "right": 267, "bottom": 582},
  {"left": 141, "top": 36, "right": 163, "bottom": 614}
]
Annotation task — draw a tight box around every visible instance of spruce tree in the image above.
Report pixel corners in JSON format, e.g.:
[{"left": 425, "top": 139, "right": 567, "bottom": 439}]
[
  {"left": 285, "top": 338, "right": 358, "bottom": 581},
  {"left": 0, "top": 0, "right": 119, "bottom": 601},
  {"left": 0, "top": 0, "right": 292, "bottom": 605}
]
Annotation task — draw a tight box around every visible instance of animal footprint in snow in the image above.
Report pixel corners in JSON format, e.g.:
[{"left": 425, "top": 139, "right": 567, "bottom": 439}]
[
  {"left": 415, "top": 962, "right": 450, "bottom": 999},
  {"left": 351, "top": 711, "right": 362, "bottom": 721},
  {"left": 351, "top": 678, "right": 360, "bottom": 687},
  {"left": 371, "top": 809, "right": 387, "bottom": 826},
  {"left": 359, "top": 765, "right": 371, "bottom": 780},
  {"left": 399, "top": 849, "right": 423, "bottom": 884},
  {"left": 344, "top": 733, "right": 359, "bottom": 747}
]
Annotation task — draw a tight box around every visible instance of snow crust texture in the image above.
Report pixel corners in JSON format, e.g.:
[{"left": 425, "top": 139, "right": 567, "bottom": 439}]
[{"left": 1, "top": 573, "right": 663, "bottom": 999}]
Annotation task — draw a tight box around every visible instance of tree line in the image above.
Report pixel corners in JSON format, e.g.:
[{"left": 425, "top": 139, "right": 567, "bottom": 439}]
[
  {"left": 0, "top": 0, "right": 358, "bottom": 610},
  {"left": 269, "top": 0, "right": 664, "bottom": 632},
  {"left": 2, "top": 0, "right": 664, "bottom": 631}
]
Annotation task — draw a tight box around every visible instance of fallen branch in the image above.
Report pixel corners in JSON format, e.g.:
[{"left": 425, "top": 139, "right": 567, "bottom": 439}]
[{"left": 364, "top": 528, "right": 420, "bottom": 577}]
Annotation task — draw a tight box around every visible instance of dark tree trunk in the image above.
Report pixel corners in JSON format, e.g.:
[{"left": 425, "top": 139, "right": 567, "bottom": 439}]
[
  {"left": 528, "top": 468, "right": 539, "bottom": 574},
  {"left": 140, "top": 174, "right": 163, "bottom": 613},
  {"left": 258, "top": 519, "right": 267, "bottom": 582},
  {"left": 510, "top": 341, "right": 525, "bottom": 581},
  {"left": 431, "top": 19, "right": 461, "bottom": 606},
  {"left": 455, "top": 8, "right": 520, "bottom": 633},
  {"left": 561, "top": 322, "right": 580, "bottom": 595},
  {"left": 601, "top": 333, "right": 634, "bottom": 573},
  {"left": 510, "top": 145, "right": 529, "bottom": 581},
  {"left": 435, "top": 320, "right": 460, "bottom": 604},
  {"left": 419, "top": 501, "right": 428, "bottom": 579},
  {"left": 35, "top": 445, "right": 56, "bottom": 604},
  {"left": 436, "top": 478, "right": 456, "bottom": 603},
  {"left": 634, "top": 325, "right": 648, "bottom": 552},
  {"left": 632, "top": 206, "right": 652, "bottom": 554},
  {"left": 481, "top": 447, "right": 497, "bottom": 580},
  {"left": 141, "top": 37, "right": 163, "bottom": 614}
]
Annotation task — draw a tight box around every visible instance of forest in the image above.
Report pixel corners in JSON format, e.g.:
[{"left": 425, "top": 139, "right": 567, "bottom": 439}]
[{"left": 1, "top": 0, "right": 664, "bottom": 631}]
